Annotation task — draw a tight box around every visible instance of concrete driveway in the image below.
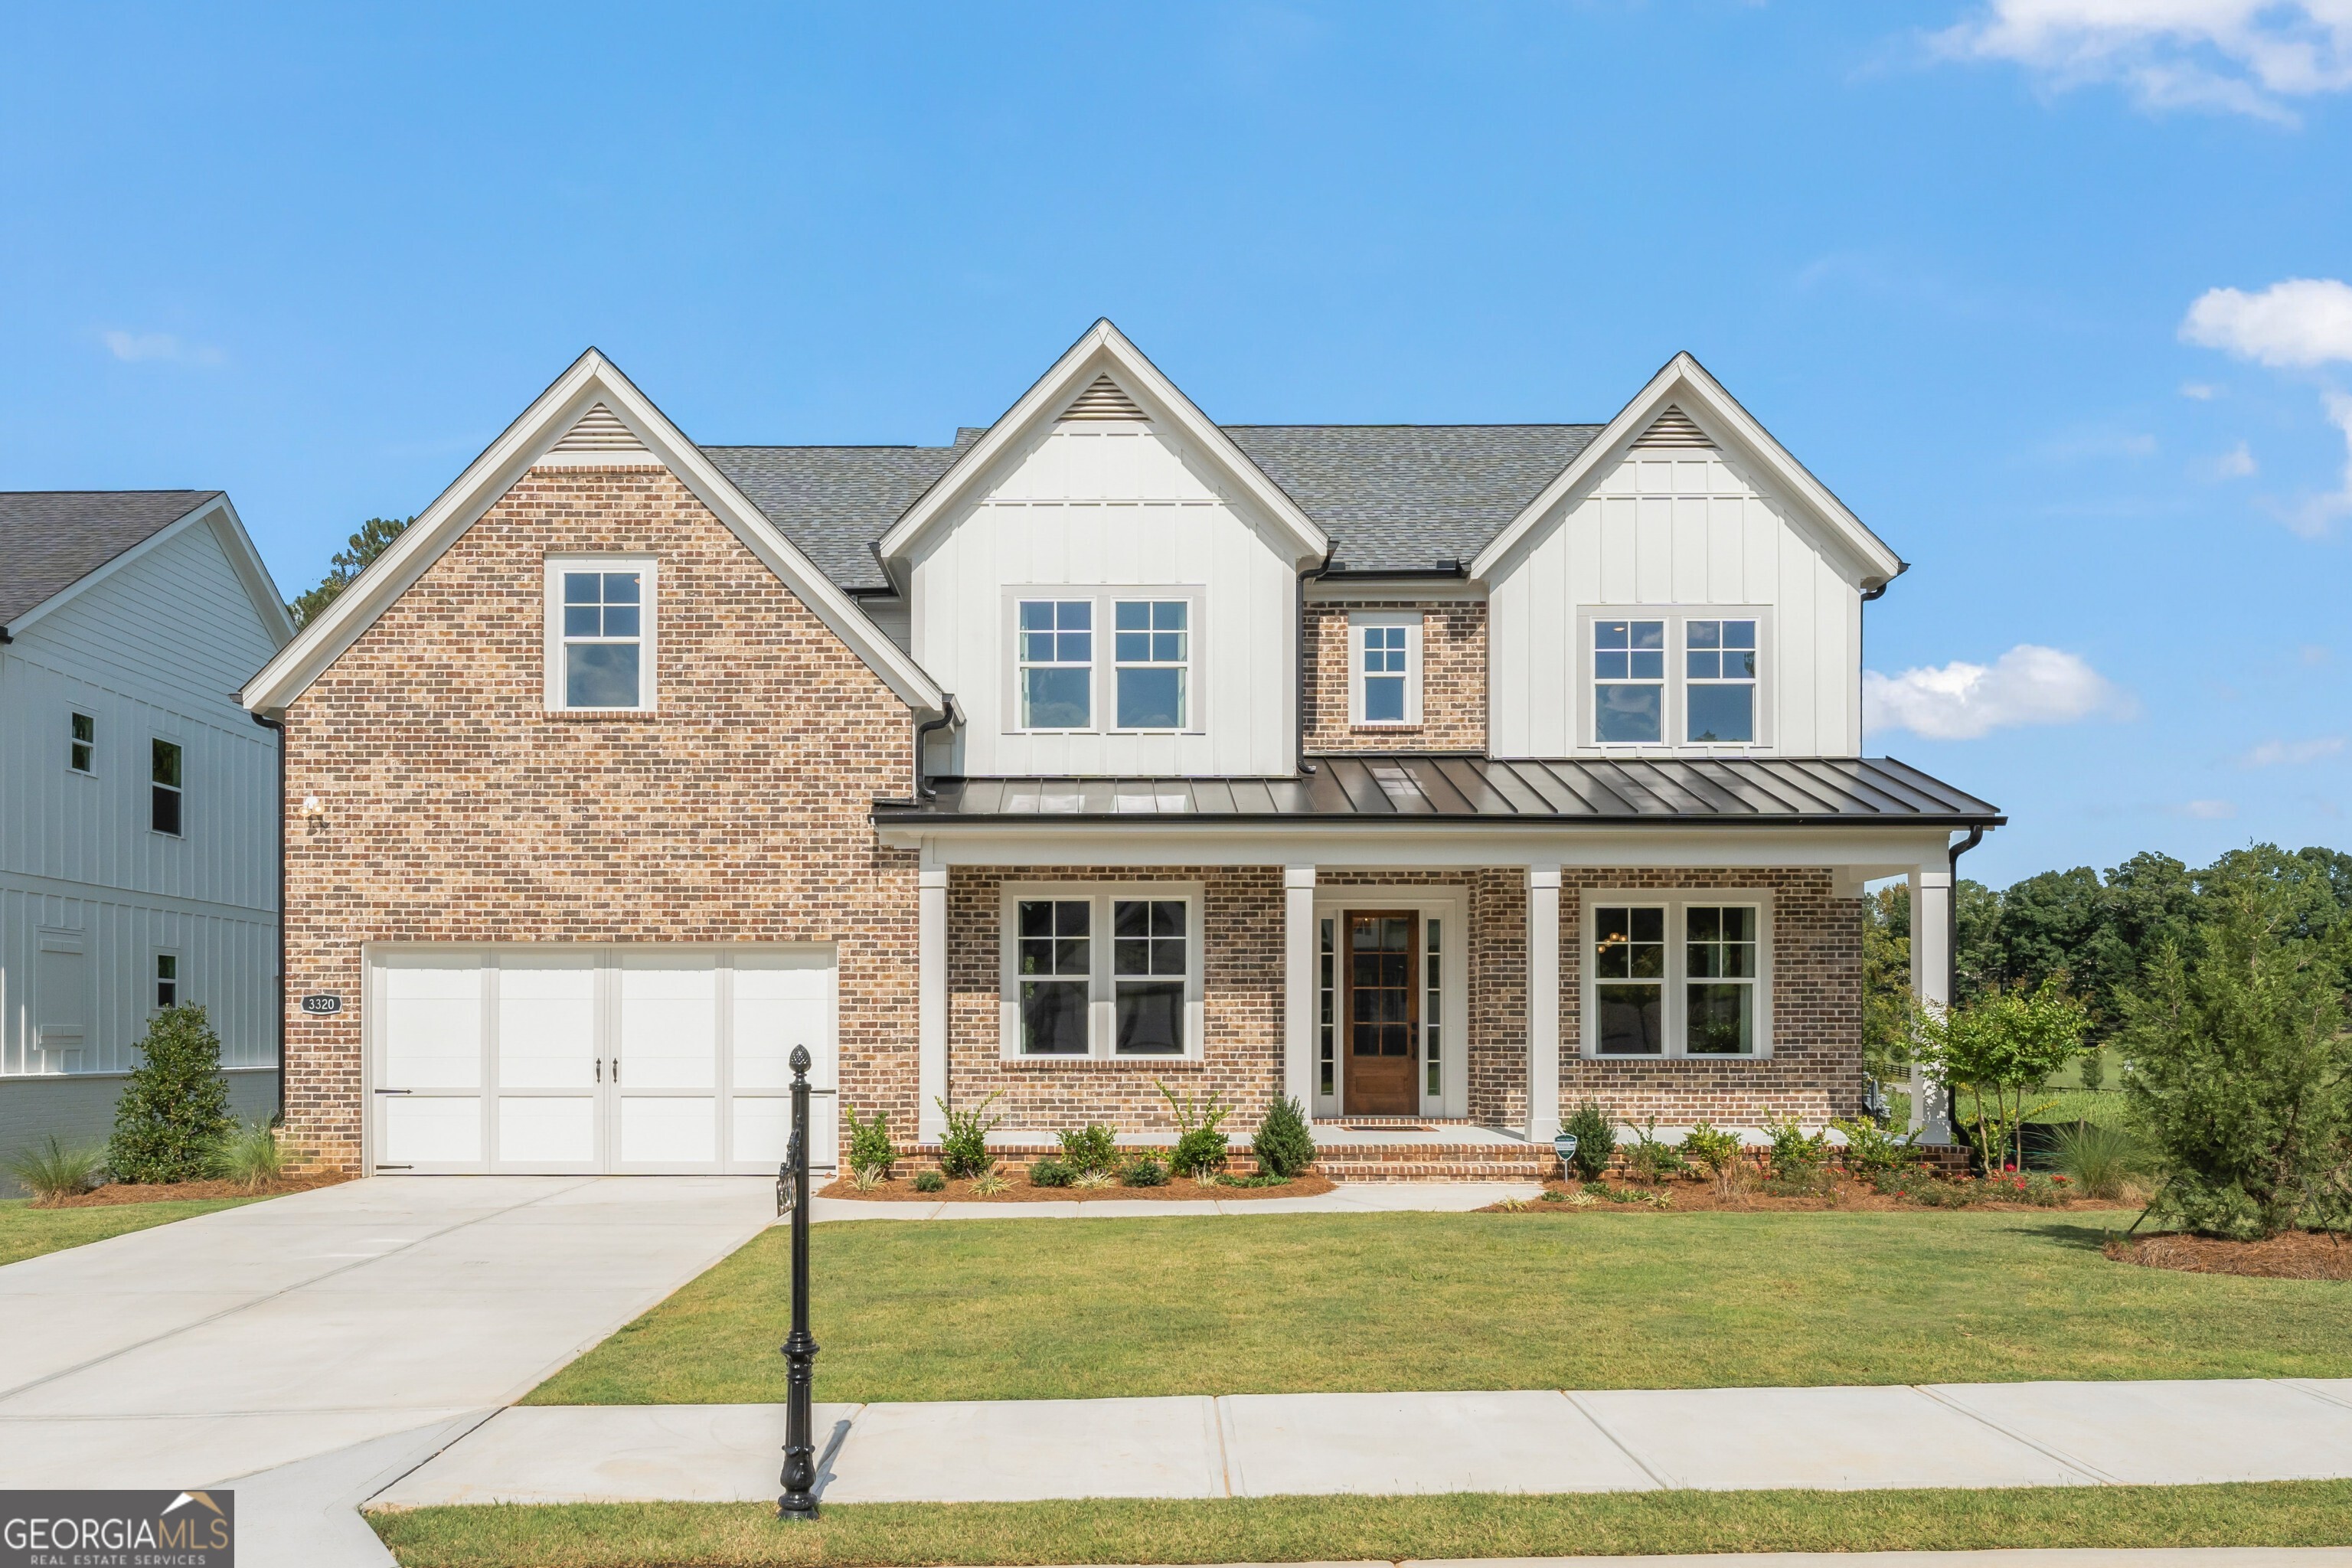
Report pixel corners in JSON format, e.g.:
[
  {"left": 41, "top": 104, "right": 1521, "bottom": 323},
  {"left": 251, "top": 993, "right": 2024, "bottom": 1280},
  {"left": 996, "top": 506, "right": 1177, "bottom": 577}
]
[{"left": 0, "top": 1175, "right": 776, "bottom": 1566}]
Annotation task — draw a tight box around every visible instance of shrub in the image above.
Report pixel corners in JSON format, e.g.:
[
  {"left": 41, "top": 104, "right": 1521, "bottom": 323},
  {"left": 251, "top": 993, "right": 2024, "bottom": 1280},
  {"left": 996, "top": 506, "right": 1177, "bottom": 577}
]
[
  {"left": 1057, "top": 1123, "right": 1119, "bottom": 1177},
  {"left": 1251, "top": 1095, "right": 1317, "bottom": 1179},
  {"left": 1156, "top": 1080, "right": 1230, "bottom": 1179},
  {"left": 212, "top": 1119, "right": 289, "bottom": 1190},
  {"left": 1219, "top": 1171, "right": 1290, "bottom": 1189},
  {"left": 2119, "top": 877, "right": 2352, "bottom": 1240},
  {"left": 6, "top": 1135, "right": 106, "bottom": 1203},
  {"left": 1765, "top": 1118, "right": 1830, "bottom": 1181},
  {"left": 1622, "top": 1117, "right": 1686, "bottom": 1183},
  {"left": 848, "top": 1165, "right": 884, "bottom": 1193},
  {"left": 1873, "top": 1166, "right": 1978, "bottom": 1207},
  {"left": 2049, "top": 1120, "right": 2148, "bottom": 1200},
  {"left": 1120, "top": 1156, "right": 1169, "bottom": 1187},
  {"left": 1563, "top": 1101, "right": 1617, "bottom": 1182},
  {"left": 108, "top": 1004, "right": 234, "bottom": 1184},
  {"left": 911, "top": 1169, "right": 946, "bottom": 1193},
  {"left": 934, "top": 1091, "right": 1004, "bottom": 1180},
  {"left": 1027, "top": 1158, "right": 1073, "bottom": 1188},
  {"left": 1681, "top": 1122, "right": 1746, "bottom": 1195},
  {"left": 1831, "top": 1116, "right": 1922, "bottom": 1177},
  {"left": 972, "top": 1169, "right": 1011, "bottom": 1196},
  {"left": 844, "top": 1105, "right": 897, "bottom": 1180},
  {"left": 1915, "top": 978, "right": 2088, "bottom": 1176}
]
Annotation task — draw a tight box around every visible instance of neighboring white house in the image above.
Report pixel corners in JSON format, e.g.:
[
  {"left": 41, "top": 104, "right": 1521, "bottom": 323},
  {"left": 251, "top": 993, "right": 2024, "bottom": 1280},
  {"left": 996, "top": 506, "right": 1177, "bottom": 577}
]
[{"left": 2, "top": 491, "right": 292, "bottom": 1187}]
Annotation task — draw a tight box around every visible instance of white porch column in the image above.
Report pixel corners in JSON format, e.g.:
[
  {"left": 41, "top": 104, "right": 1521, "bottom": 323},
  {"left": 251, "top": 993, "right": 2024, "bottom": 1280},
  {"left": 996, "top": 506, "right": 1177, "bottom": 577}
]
[
  {"left": 1283, "top": 866, "right": 1318, "bottom": 1112},
  {"left": 917, "top": 864, "right": 949, "bottom": 1142},
  {"left": 1907, "top": 864, "right": 1955, "bottom": 1144},
  {"left": 1525, "top": 865, "right": 1563, "bottom": 1142}
]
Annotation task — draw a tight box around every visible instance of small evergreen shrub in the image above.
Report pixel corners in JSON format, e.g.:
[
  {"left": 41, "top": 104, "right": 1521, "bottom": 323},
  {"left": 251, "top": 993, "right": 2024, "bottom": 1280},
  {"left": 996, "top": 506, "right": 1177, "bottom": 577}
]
[
  {"left": 844, "top": 1105, "right": 897, "bottom": 1179},
  {"left": 1120, "top": 1156, "right": 1169, "bottom": 1187},
  {"left": 1831, "top": 1116, "right": 1921, "bottom": 1177},
  {"left": 1622, "top": 1117, "right": 1686, "bottom": 1183},
  {"left": 1764, "top": 1118, "right": 1830, "bottom": 1190},
  {"left": 1057, "top": 1123, "right": 1119, "bottom": 1176},
  {"left": 935, "top": 1092, "right": 1004, "bottom": 1180},
  {"left": 108, "top": 1004, "right": 234, "bottom": 1184},
  {"left": 1028, "top": 1157, "right": 1073, "bottom": 1187},
  {"left": 1680, "top": 1122, "right": 1746, "bottom": 1195},
  {"left": 1156, "top": 1079, "right": 1230, "bottom": 1179},
  {"left": 1873, "top": 1166, "right": 1978, "bottom": 1207},
  {"left": 1251, "top": 1095, "right": 1316, "bottom": 1178},
  {"left": 1563, "top": 1100, "right": 1616, "bottom": 1181},
  {"left": 6, "top": 1135, "right": 106, "bottom": 1203},
  {"left": 911, "top": 1169, "right": 946, "bottom": 1193},
  {"left": 1218, "top": 1171, "right": 1290, "bottom": 1189}
]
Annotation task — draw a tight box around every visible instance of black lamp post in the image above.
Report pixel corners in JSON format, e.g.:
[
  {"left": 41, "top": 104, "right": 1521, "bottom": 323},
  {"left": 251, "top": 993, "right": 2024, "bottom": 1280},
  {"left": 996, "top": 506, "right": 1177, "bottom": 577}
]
[{"left": 776, "top": 1044, "right": 821, "bottom": 1521}]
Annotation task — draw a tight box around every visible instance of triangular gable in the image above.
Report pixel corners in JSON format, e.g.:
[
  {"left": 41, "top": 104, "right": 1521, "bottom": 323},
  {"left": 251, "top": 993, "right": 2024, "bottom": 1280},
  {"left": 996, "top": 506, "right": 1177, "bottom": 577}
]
[
  {"left": 240, "top": 349, "right": 946, "bottom": 716},
  {"left": 4, "top": 492, "right": 294, "bottom": 648},
  {"left": 877, "top": 318, "right": 1328, "bottom": 572},
  {"left": 1468, "top": 353, "right": 1906, "bottom": 590}
]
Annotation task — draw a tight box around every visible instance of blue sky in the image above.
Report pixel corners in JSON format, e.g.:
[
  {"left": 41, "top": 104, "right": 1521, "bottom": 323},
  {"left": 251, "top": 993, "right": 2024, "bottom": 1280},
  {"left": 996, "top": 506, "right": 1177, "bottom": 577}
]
[{"left": 4, "top": 2, "right": 2347, "bottom": 886}]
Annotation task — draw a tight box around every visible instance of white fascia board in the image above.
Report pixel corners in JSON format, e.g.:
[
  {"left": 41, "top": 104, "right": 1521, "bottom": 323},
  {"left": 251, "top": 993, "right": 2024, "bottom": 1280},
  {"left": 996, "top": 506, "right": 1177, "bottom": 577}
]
[
  {"left": 876, "top": 318, "right": 1328, "bottom": 571},
  {"left": 1468, "top": 352, "right": 1906, "bottom": 589},
  {"left": 240, "top": 348, "right": 946, "bottom": 717},
  {"left": 5, "top": 494, "right": 294, "bottom": 649}
]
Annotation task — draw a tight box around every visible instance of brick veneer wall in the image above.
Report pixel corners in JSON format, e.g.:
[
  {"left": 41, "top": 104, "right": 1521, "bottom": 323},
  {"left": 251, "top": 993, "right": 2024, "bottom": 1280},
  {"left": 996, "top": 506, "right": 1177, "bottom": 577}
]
[
  {"left": 1556, "top": 868, "right": 1867, "bottom": 1128},
  {"left": 279, "top": 463, "right": 922, "bottom": 1173},
  {"left": 1302, "top": 600, "right": 1486, "bottom": 752}
]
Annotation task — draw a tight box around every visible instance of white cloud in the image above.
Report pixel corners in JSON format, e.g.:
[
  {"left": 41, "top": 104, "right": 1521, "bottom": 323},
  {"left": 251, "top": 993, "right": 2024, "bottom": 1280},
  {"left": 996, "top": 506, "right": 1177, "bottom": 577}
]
[
  {"left": 1864, "top": 644, "right": 2131, "bottom": 740},
  {"left": 2214, "top": 439, "right": 2259, "bottom": 476},
  {"left": 1937, "top": 1, "right": 2352, "bottom": 122},
  {"left": 2287, "top": 389, "right": 2352, "bottom": 536},
  {"left": 100, "top": 328, "right": 222, "bottom": 366},
  {"left": 2180, "top": 278, "right": 2352, "bottom": 366},
  {"left": 2179, "top": 380, "right": 2223, "bottom": 399},
  {"left": 2243, "top": 735, "right": 2347, "bottom": 766},
  {"left": 2177, "top": 799, "right": 2240, "bottom": 819}
]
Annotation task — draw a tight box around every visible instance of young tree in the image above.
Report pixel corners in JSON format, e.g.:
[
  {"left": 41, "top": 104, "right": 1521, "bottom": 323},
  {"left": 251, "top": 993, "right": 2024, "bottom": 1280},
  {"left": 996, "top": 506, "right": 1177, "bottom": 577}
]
[
  {"left": 1862, "top": 884, "right": 1916, "bottom": 1085},
  {"left": 2119, "top": 875, "right": 2352, "bottom": 1240},
  {"left": 109, "top": 1004, "right": 235, "bottom": 1184},
  {"left": 289, "top": 515, "right": 412, "bottom": 628},
  {"left": 1914, "top": 978, "right": 2088, "bottom": 1173}
]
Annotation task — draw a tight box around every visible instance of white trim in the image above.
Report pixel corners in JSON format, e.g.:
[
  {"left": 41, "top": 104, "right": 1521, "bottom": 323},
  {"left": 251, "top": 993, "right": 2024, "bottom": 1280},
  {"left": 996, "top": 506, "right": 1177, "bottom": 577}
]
[
  {"left": 544, "top": 554, "right": 660, "bottom": 714},
  {"left": 1348, "top": 609, "right": 1423, "bottom": 728},
  {"left": 997, "top": 880, "right": 1206, "bottom": 1062},
  {"left": 1576, "top": 606, "right": 1775, "bottom": 754},
  {"left": 1306, "top": 577, "right": 1485, "bottom": 604},
  {"left": 240, "top": 349, "right": 945, "bottom": 717},
  {"left": 1000, "top": 585, "right": 1208, "bottom": 736},
  {"left": 918, "top": 864, "right": 949, "bottom": 1140},
  {"left": 4, "top": 494, "right": 294, "bottom": 648},
  {"left": 1527, "top": 866, "right": 1561, "bottom": 1140},
  {"left": 878, "top": 319, "right": 1328, "bottom": 573},
  {"left": 1282, "top": 866, "right": 1317, "bottom": 1111},
  {"left": 1468, "top": 353, "right": 1903, "bottom": 588},
  {"left": 1577, "top": 888, "right": 1775, "bottom": 1060}
]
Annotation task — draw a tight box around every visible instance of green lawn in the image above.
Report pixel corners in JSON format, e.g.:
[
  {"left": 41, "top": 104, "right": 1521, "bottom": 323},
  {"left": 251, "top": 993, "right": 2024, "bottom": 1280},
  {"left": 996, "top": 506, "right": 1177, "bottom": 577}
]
[
  {"left": 370, "top": 1481, "right": 2352, "bottom": 1567},
  {"left": 529, "top": 1209, "right": 2352, "bottom": 1406},
  {"left": 0, "top": 1196, "right": 265, "bottom": 1268},
  {"left": 1956, "top": 1087, "right": 2128, "bottom": 1125}
]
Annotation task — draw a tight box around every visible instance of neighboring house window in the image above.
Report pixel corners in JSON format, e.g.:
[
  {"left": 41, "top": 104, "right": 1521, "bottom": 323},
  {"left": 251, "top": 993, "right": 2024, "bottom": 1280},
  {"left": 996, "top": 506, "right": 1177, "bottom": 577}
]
[
  {"left": 70, "top": 712, "right": 95, "bottom": 774},
  {"left": 150, "top": 739, "right": 183, "bottom": 836},
  {"left": 1018, "top": 599, "right": 1093, "bottom": 729},
  {"left": 155, "top": 954, "right": 178, "bottom": 1009},
  {"left": 1588, "top": 895, "right": 1769, "bottom": 1057},
  {"left": 1113, "top": 599, "right": 1187, "bottom": 730},
  {"left": 1004, "top": 886, "right": 1201, "bottom": 1058},
  {"left": 1350, "top": 612, "right": 1423, "bottom": 726},
  {"left": 1686, "top": 620, "right": 1759, "bottom": 743},
  {"left": 1593, "top": 619, "right": 1666, "bottom": 743},
  {"left": 547, "top": 559, "right": 656, "bottom": 712}
]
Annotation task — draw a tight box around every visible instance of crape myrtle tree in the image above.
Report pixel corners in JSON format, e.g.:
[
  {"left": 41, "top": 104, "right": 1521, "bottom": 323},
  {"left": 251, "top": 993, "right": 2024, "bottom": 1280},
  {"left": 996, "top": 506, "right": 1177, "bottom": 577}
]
[{"left": 1913, "top": 978, "right": 2089, "bottom": 1174}]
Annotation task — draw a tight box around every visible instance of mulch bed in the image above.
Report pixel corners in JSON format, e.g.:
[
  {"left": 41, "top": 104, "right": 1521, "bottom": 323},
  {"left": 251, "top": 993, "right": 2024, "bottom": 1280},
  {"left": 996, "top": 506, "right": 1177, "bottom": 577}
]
[
  {"left": 30, "top": 1174, "right": 349, "bottom": 1209},
  {"left": 1482, "top": 1176, "right": 2135, "bottom": 1214},
  {"left": 2107, "top": 1230, "right": 2352, "bottom": 1281},
  {"left": 820, "top": 1171, "right": 1337, "bottom": 1203}
]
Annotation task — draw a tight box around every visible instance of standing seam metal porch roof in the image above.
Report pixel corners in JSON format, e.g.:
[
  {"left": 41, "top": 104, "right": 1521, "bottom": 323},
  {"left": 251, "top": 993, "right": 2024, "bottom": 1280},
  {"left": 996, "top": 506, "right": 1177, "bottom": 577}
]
[{"left": 874, "top": 756, "right": 2002, "bottom": 827}]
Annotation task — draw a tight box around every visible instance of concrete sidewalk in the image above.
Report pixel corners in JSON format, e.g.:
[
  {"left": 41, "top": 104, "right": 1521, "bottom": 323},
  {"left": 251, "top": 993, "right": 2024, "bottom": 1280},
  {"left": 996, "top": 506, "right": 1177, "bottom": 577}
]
[
  {"left": 812, "top": 1179, "right": 1540, "bottom": 1222},
  {"left": 374, "top": 1377, "right": 2352, "bottom": 1508}
]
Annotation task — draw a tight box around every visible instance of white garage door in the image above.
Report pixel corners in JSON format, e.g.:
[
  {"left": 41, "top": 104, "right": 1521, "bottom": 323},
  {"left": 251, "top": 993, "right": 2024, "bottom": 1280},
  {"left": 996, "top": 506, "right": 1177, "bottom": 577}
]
[{"left": 368, "top": 946, "right": 836, "bottom": 1175}]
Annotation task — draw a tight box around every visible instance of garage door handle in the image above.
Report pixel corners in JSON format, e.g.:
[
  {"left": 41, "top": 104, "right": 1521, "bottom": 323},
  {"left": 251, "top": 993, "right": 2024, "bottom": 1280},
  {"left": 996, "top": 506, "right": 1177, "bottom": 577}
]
[{"left": 374, "top": 1088, "right": 412, "bottom": 1095}]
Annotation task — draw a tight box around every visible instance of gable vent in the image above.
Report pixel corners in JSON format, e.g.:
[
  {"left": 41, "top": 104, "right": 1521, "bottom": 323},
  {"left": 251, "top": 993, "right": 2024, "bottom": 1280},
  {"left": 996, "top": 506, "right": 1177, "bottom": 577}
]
[
  {"left": 1630, "top": 405, "right": 1716, "bottom": 449},
  {"left": 551, "top": 403, "right": 649, "bottom": 452},
  {"left": 1058, "top": 375, "right": 1147, "bottom": 422}
]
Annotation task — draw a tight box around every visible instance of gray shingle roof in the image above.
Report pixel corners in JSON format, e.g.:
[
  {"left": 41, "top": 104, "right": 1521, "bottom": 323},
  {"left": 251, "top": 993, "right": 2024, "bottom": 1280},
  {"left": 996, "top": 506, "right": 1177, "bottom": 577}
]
[
  {"left": 704, "top": 424, "right": 1603, "bottom": 591},
  {"left": 1, "top": 490, "right": 220, "bottom": 626}
]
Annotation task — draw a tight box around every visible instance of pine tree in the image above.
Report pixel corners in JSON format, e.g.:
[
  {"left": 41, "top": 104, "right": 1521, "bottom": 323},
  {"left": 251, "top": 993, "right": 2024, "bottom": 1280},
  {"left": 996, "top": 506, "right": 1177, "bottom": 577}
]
[{"left": 108, "top": 1004, "right": 234, "bottom": 1184}]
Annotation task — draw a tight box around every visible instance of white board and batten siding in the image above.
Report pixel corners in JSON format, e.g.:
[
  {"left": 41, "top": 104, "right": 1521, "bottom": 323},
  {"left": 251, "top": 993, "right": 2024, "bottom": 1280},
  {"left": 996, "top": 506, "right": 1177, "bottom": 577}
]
[
  {"left": 368, "top": 945, "right": 838, "bottom": 1175},
  {"left": 0, "top": 515, "right": 283, "bottom": 1078},
  {"left": 907, "top": 416, "right": 1299, "bottom": 778},
  {"left": 1485, "top": 441, "right": 1866, "bottom": 759}
]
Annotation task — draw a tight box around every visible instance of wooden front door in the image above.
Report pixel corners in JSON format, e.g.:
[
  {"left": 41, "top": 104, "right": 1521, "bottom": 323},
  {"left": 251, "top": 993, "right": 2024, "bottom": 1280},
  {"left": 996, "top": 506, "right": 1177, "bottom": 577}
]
[{"left": 1343, "top": 910, "right": 1419, "bottom": 1116}]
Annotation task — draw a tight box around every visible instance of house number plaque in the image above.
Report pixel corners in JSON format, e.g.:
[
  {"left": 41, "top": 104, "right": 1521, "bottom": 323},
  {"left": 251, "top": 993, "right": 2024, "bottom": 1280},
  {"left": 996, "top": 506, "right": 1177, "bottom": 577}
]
[{"left": 300, "top": 994, "right": 343, "bottom": 1015}]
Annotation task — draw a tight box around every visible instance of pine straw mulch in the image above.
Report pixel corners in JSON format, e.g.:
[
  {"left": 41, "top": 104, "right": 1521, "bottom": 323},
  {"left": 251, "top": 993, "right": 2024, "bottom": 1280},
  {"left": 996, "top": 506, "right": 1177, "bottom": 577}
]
[
  {"left": 1482, "top": 1176, "right": 2138, "bottom": 1215},
  {"left": 2106, "top": 1230, "right": 2352, "bottom": 1281},
  {"left": 819, "top": 1170, "right": 1337, "bottom": 1204},
  {"left": 30, "top": 1173, "right": 351, "bottom": 1209}
]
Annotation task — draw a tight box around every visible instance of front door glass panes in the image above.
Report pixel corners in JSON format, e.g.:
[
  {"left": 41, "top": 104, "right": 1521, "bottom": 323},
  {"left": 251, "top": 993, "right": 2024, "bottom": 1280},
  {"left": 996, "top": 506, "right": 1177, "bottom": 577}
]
[
  {"left": 1349, "top": 916, "right": 1413, "bottom": 1058},
  {"left": 1594, "top": 619, "right": 1665, "bottom": 742},
  {"left": 1317, "top": 917, "right": 1336, "bottom": 1096},
  {"left": 1112, "top": 898, "right": 1185, "bottom": 1054},
  {"left": 150, "top": 739, "right": 183, "bottom": 835},
  {"left": 1594, "top": 906, "right": 1664, "bottom": 1054},
  {"left": 1423, "top": 917, "right": 1443, "bottom": 1097},
  {"left": 1363, "top": 625, "right": 1407, "bottom": 722},
  {"left": 1685, "top": 905, "right": 1758, "bottom": 1054},
  {"left": 562, "top": 570, "right": 644, "bottom": 708},
  {"left": 1686, "top": 619, "right": 1758, "bottom": 743},
  {"left": 1017, "top": 898, "right": 1090, "bottom": 1054},
  {"left": 1113, "top": 599, "right": 1187, "bottom": 729},
  {"left": 1018, "top": 599, "right": 1093, "bottom": 727}
]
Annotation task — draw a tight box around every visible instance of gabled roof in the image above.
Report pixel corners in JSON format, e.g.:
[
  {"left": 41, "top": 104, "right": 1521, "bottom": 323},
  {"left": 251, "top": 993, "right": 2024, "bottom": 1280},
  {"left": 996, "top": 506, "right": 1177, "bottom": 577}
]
[
  {"left": 1468, "top": 352, "right": 1905, "bottom": 588},
  {"left": 240, "top": 349, "right": 946, "bottom": 717},
  {"left": 874, "top": 319, "right": 1330, "bottom": 575},
  {"left": 2, "top": 489, "right": 293, "bottom": 645},
  {"left": 704, "top": 436, "right": 975, "bottom": 592}
]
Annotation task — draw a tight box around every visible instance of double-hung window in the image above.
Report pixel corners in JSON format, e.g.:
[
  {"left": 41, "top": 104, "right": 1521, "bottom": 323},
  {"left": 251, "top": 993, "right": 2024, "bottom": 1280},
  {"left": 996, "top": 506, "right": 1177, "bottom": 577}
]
[
  {"left": 1008, "top": 590, "right": 1203, "bottom": 735},
  {"left": 1685, "top": 619, "right": 1758, "bottom": 743},
  {"left": 1593, "top": 619, "right": 1667, "bottom": 743},
  {"left": 1350, "top": 612, "right": 1422, "bottom": 726},
  {"left": 1004, "top": 885, "right": 1200, "bottom": 1058},
  {"left": 69, "top": 712, "right": 95, "bottom": 774},
  {"left": 1113, "top": 599, "right": 1188, "bottom": 730},
  {"left": 150, "top": 739, "right": 183, "bottom": 836},
  {"left": 1018, "top": 600, "right": 1093, "bottom": 728},
  {"left": 547, "top": 558, "right": 656, "bottom": 712},
  {"left": 1586, "top": 893, "right": 1769, "bottom": 1057},
  {"left": 1586, "top": 609, "right": 1769, "bottom": 748},
  {"left": 154, "top": 954, "right": 179, "bottom": 1009}
]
